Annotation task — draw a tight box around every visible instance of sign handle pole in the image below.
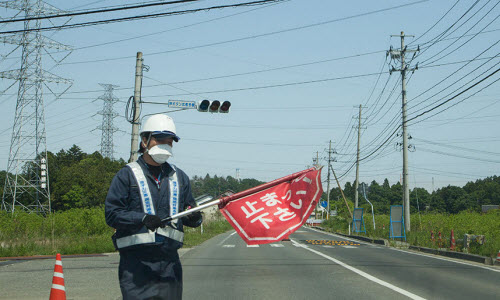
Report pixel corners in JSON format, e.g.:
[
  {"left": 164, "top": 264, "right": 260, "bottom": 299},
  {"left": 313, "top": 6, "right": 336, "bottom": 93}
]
[{"left": 162, "top": 167, "right": 320, "bottom": 224}]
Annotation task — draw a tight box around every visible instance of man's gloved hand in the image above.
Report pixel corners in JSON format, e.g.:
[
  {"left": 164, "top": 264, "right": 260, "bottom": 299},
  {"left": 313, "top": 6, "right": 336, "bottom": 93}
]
[
  {"left": 182, "top": 211, "right": 203, "bottom": 227},
  {"left": 142, "top": 214, "right": 162, "bottom": 231}
]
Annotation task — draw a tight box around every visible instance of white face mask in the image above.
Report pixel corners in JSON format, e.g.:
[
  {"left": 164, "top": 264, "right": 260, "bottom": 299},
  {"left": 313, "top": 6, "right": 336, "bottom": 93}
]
[{"left": 147, "top": 144, "right": 173, "bottom": 164}]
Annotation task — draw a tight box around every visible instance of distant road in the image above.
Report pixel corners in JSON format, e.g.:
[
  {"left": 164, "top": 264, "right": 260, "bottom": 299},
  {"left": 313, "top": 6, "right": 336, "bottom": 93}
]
[
  {"left": 182, "top": 226, "right": 500, "bottom": 300},
  {"left": 1, "top": 227, "right": 499, "bottom": 299}
]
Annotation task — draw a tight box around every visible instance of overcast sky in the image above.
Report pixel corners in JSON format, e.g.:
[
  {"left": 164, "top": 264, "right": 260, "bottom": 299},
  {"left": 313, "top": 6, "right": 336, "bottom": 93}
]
[{"left": 1, "top": 0, "right": 499, "bottom": 193}]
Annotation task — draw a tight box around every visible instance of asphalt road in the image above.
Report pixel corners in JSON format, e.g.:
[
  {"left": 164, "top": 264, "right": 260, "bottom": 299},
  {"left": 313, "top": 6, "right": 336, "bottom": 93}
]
[
  {"left": 182, "top": 226, "right": 500, "bottom": 300},
  {"left": 1, "top": 226, "right": 499, "bottom": 299}
]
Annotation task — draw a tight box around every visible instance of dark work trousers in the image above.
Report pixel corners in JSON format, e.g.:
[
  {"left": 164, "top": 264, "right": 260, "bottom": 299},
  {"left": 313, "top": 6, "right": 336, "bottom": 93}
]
[{"left": 119, "top": 247, "right": 183, "bottom": 300}]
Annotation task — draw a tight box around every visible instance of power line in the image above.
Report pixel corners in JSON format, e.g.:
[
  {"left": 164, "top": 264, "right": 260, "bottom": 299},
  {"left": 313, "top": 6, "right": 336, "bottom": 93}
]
[
  {"left": 142, "top": 72, "right": 384, "bottom": 97},
  {"left": 407, "top": 67, "right": 500, "bottom": 124},
  {"left": 0, "top": 0, "right": 284, "bottom": 34},
  {"left": 0, "top": 0, "right": 205, "bottom": 24},
  {"left": 59, "top": 0, "right": 427, "bottom": 65},
  {"left": 409, "top": 0, "right": 461, "bottom": 45}
]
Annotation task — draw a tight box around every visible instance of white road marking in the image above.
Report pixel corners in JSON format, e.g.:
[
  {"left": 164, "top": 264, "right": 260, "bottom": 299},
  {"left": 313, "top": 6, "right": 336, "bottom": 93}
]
[
  {"left": 322, "top": 245, "right": 334, "bottom": 248},
  {"left": 304, "top": 226, "right": 500, "bottom": 273},
  {"left": 270, "top": 244, "right": 284, "bottom": 247},
  {"left": 295, "top": 231, "right": 307, "bottom": 233},
  {"left": 291, "top": 239, "right": 426, "bottom": 300},
  {"left": 342, "top": 245, "right": 357, "bottom": 249},
  {"left": 389, "top": 247, "right": 500, "bottom": 273},
  {"left": 217, "top": 231, "right": 237, "bottom": 245},
  {"left": 247, "top": 244, "right": 259, "bottom": 248},
  {"left": 222, "top": 245, "right": 235, "bottom": 248}
]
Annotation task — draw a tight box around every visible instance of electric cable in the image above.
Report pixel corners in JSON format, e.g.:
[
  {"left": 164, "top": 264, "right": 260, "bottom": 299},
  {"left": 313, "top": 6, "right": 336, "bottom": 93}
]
[
  {"left": 0, "top": 0, "right": 284, "bottom": 34},
  {"left": 0, "top": 0, "right": 206, "bottom": 24}
]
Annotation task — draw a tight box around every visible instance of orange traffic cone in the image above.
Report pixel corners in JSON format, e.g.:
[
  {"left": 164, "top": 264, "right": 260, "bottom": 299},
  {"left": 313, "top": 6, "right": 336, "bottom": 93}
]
[
  {"left": 450, "top": 229, "right": 456, "bottom": 251},
  {"left": 49, "top": 253, "right": 66, "bottom": 300},
  {"left": 496, "top": 250, "right": 500, "bottom": 264},
  {"left": 438, "top": 231, "right": 443, "bottom": 247}
]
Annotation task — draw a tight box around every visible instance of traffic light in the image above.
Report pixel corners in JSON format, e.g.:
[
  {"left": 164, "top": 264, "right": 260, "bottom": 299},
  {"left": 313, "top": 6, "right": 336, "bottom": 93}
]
[
  {"left": 197, "top": 99, "right": 210, "bottom": 112},
  {"left": 197, "top": 100, "right": 231, "bottom": 113},
  {"left": 209, "top": 100, "right": 220, "bottom": 113},
  {"left": 219, "top": 101, "right": 231, "bottom": 113}
]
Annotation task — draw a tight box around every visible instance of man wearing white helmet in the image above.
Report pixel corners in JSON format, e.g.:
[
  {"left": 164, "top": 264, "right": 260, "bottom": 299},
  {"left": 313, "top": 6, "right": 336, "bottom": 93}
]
[{"left": 105, "top": 114, "right": 202, "bottom": 300}]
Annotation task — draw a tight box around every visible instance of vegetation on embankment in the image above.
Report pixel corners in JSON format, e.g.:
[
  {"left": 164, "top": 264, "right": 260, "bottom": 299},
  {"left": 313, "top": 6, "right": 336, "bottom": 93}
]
[
  {"left": 321, "top": 210, "right": 500, "bottom": 258},
  {"left": 0, "top": 207, "right": 231, "bottom": 257}
]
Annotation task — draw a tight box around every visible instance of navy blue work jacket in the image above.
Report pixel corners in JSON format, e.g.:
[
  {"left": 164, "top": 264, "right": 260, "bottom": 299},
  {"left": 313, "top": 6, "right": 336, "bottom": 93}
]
[{"left": 105, "top": 156, "right": 200, "bottom": 252}]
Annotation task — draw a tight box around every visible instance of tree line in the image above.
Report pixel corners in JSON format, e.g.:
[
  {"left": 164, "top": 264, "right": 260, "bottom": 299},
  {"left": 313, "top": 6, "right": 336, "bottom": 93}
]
[
  {"left": 328, "top": 176, "right": 500, "bottom": 215},
  {"left": 0, "top": 145, "right": 498, "bottom": 214}
]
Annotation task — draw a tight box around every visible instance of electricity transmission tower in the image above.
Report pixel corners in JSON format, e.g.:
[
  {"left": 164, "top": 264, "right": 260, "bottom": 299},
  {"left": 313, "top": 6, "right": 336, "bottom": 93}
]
[
  {"left": 96, "top": 84, "right": 120, "bottom": 160},
  {"left": 0, "top": 0, "right": 72, "bottom": 213}
]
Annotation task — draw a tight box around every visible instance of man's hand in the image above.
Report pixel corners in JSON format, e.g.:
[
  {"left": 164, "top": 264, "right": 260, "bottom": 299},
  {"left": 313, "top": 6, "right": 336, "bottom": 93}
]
[
  {"left": 142, "top": 214, "right": 162, "bottom": 231},
  {"left": 182, "top": 211, "right": 203, "bottom": 227}
]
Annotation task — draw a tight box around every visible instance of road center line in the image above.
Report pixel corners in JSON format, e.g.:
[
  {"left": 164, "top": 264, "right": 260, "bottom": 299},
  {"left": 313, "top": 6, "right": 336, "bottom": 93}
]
[
  {"left": 217, "top": 231, "right": 237, "bottom": 245},
  {"left": 291, "top": 239, "right": 426, "bottom": 300}
]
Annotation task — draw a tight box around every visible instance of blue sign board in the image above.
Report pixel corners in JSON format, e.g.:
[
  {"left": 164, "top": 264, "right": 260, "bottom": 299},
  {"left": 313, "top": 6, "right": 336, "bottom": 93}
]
[
  {"left": 352, "top": 208, "right": 366, "bottom": 234},
  {"left": 389, "top": 205, "right": 406, "bottom": 241},
  {"left": 320, "top": 201, "right": 327, "bottom": 208},
  {"left": 168, "top": 100, "right": 196, "bottom": 109}
]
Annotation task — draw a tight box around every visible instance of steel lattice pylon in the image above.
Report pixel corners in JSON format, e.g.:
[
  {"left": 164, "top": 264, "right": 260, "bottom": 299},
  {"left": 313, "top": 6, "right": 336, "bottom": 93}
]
[
  {"left": 96, "top": 84, "right": 120, "bottom": 160},
  {"left": 0, "top": 0, "right": 72, "bottom": 213}
]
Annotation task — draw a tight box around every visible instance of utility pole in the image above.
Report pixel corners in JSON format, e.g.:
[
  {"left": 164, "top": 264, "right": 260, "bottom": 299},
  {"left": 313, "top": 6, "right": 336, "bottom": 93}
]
[
  {"left": 389, "top": 31, "right": 419, "bottom": 231},
  {"left": 324, "top": 141, "right": 336, "bottom": 220},
  {"left": 326, "top": 141, "right": 332, "bottom": 220},
  {"left": 354, "top": 104, "right": 362, "bottom": 208},
  {"left": 129, "top": 52, "right": 144, "bottom": 163},
  {"left": 312, "top": 151, "right": 320, "bottom": 218}
]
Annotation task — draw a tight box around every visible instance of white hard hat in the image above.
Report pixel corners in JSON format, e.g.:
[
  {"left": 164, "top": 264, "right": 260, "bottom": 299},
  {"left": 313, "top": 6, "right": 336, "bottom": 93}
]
[{"left": 140, "top": 114, "right": 180, "bottom": 142}]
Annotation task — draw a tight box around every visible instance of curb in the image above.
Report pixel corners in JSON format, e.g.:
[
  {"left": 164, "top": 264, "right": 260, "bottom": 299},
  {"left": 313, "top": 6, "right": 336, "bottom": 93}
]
[
  {"left": 311, "top": 226, "right": 495, "bottom": 266},
  {"left": 409, "top": 245, "right": 494, "bottom": 265}
]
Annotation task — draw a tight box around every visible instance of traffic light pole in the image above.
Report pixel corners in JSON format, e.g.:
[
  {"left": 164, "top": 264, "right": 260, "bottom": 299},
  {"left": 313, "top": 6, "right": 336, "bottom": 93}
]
[{"left": 129, "top": 52, "right": 143, "bottom": 163}]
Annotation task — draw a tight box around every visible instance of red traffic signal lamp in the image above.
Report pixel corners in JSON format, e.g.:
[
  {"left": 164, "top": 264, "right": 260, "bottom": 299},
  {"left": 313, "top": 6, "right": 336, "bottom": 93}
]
[
  {"left": 219, "top": 101, "right": 231, "bottom": 113},
  {"left": 197, "top": 100, "right": 231, "bottom": 113},
  {"left": 209, "top": 100, "right": 220, "bottom": 113}
]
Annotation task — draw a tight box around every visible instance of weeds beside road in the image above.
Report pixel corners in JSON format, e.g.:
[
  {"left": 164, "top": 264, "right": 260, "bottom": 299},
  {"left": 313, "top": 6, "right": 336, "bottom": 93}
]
[
  {"left": 0, "top": 207, "right": 232, "bottom": 257},
  {"left": 321, "top": 210, "right": 500, "bottom": 258}
]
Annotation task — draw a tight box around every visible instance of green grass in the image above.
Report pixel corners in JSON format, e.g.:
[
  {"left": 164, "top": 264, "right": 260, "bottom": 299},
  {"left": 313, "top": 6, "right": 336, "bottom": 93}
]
[
  {"left": 322, "top": 210, "right": 500, "bottom": 258},
  {"left": 0, "top": 208, "right": 232, "bottom": 257}
]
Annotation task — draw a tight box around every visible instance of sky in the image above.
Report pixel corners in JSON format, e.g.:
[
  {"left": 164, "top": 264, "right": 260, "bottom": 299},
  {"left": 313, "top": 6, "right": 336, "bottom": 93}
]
[{"left": 0, "top": 0, "right": 499, "bottom": 193}]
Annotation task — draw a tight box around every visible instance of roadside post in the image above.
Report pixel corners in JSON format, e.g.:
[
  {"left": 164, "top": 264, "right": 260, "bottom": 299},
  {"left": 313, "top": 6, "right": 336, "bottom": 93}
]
[
  {"left": 359, "top": 183, "right": 375, "bottom": 230},
  {"left": 352, "top": 208, "right": 366, "bottom": 234},
  {"left": 389, "top": 205, "right": 406, "bottom": 241}
]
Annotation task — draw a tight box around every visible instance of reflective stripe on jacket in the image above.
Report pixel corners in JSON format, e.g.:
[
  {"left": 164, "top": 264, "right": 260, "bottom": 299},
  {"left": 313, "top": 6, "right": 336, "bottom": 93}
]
[{"left": 105, "top": 156, "right": 199, "bottom": 251}]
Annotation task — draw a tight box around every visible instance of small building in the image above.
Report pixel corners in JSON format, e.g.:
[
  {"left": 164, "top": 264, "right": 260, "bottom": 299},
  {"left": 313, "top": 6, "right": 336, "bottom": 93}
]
[{"left": 481, "top": 205, "right": 499, "bottom": 213}]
